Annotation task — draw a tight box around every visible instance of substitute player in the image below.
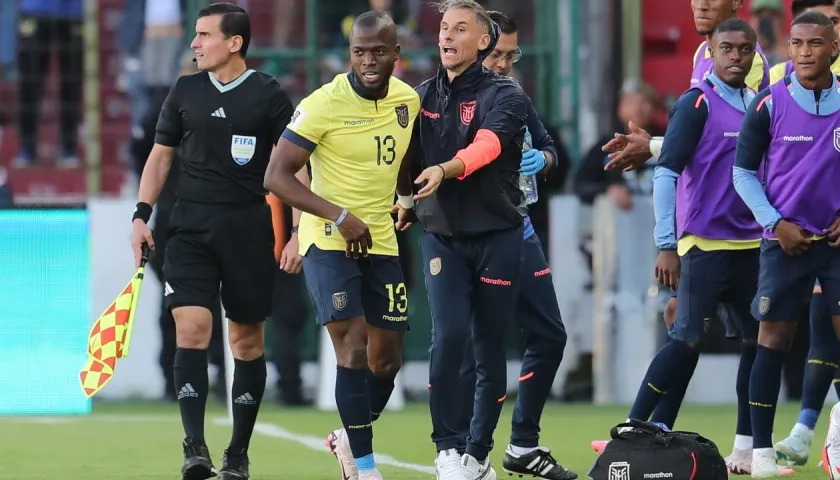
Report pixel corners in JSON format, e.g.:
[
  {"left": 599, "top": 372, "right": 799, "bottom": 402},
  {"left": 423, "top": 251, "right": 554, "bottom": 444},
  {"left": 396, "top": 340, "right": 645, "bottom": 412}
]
[
  {"left": 625, "top": 19, "right": 775, "bottom": 476},
  {"left": 393, "top": 1, "right": 528, "bottom": 478},
  {"left": 263, "top": 12, "right": 419, "bottom": 480},
  {"left": 733, "top": 11, "right": 840, "bottom": 476},
  {"left": 129, "top": 4, "right": 293, "bottom": 480},
  {"left": 771, "top": 1, "right": 840, "bottom": 466},
  {"left": 446, "top": 10, "right": 577, "bottom": 480}
]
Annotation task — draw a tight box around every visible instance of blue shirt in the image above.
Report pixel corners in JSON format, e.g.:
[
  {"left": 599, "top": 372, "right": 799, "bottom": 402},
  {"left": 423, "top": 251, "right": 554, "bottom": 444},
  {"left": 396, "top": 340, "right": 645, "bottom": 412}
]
[{"left": 21, "top": 0, "right": 83, "bottom": 19}]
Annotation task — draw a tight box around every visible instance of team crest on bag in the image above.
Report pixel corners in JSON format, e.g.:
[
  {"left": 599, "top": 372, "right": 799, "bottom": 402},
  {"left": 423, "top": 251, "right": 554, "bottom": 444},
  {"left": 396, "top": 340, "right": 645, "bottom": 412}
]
[
  {"left": 758, "top": 296, "right": 770, "bottom": 315},
  {"left": 395, "top": 104, "right": 409, "bottom": 128},
  {"left": 230, "top": 135, "right": 256, "bottom": 165},
  {"left": 607, "top": 461, "right": 630, "bottom": 480},
  {"left": 429, "top": 257, "right": 441, "bottom": 275},
  {"left": 460, "top": 100, "right": 476, "bottom": 125},
  {"left": 332, "top": 292, "right": 347, "bottom": 311},
  {"left": 833, "top": 128, "right": 840, "bottom": 153}
]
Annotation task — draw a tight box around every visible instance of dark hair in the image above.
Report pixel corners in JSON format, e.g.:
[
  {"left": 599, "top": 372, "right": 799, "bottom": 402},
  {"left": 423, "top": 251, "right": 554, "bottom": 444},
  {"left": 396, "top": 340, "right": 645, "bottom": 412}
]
[
  {"left": 792, "top": 0, "right": 839, "bottom": 17},
  {"left": 354, "top": 10, "right": 396, "bottom": 31},
  {"left": 198, "top": 2, "right": 251, "bottom": 57},
  {"left": 792, "top": 9, "right": 835, "bottom": 28},
  {"left": 713, "top": 17, "right": 757, "bottom": 41},
  {"left": 487, "top": 11, "right": 517, "bottom": 34},
  {"left": 435, "top": 0, "right": 492, "bottom": 34}
]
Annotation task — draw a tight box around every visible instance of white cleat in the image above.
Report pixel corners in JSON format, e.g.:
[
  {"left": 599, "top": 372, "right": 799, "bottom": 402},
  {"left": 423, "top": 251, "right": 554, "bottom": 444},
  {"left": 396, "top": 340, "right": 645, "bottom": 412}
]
[
  {"left": 822, "top": 403, "right": 840, "bottom": 479},
  {"left": 725, "top": 447, "right": 752, "bottom": 475},
  {"left": 325, "top": 429, "right": 359, "bottom": 480},
  {"left": 436, "top": 449, "right": 466, "bottom": 480},
  {"left": 358, "top": 469, "right": 384, "bottom": 480},
  {"left": 775, "top": 423, "right": 813, "bottom": 466},
  {"left": 750, "top": 448, "right": 795, "bottom": 478},
  {"left": 461, "top": 453, "right": 496, "bottom": 480}
]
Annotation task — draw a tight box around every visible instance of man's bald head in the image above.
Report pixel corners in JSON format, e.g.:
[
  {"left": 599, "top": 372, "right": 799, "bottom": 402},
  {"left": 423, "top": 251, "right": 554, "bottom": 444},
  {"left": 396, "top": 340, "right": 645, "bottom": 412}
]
[{"left": 351, "top": 10, "right": 398, "bottom": 46}]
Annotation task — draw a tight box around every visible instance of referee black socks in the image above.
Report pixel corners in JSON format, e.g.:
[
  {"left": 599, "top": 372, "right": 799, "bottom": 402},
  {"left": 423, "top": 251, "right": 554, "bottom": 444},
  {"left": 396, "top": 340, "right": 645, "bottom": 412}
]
[
  {"left": 174, "top": 348, "right": 209, "bottom": 443},
  {"left": 368, "top": 370, "right": 396, "bottom": 422},
  {"left": 229, "top": 355, "right": 267, "bottom": 451}
]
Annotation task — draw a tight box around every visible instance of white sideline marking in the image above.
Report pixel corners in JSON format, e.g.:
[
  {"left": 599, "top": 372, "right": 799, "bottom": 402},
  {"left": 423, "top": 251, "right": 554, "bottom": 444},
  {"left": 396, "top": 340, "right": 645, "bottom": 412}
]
[
  {"left": 212, "top": 417, "right": 436, "bottom": 475},
  {"left": 1, "top": 414, "right": 179, "bottom": 424}
]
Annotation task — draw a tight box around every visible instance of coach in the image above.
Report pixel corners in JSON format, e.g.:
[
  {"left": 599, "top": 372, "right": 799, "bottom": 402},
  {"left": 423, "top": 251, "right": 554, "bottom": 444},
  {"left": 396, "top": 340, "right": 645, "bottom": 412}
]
[{"left": 397, "top": 0, "right": 528, "bottom": 475}]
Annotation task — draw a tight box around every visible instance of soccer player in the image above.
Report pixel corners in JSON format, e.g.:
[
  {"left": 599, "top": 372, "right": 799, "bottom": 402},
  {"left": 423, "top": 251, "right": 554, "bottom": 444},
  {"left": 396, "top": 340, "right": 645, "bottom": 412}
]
[
  {"left": 129, "top": 4, "right": 294, "bottom": 479},
  {"left": 601, "top": 0, "right": 771, "bottom": 172},
  {"left": 393, "top": 1, "right": 528, "bottom": 478},
  {"left": 771, "top": 1, "right": 840, "bottom": 466},
  {"left": 446, "top": 10, "right": 577, "bottom": 480},
  {"left": 624, "top": 19, "right": 778, "bottom": 476},
  {"left": 732, "top": 10, "right": 840, "bottom": 476},
  {"left": 263, "top": 11, "right": 419, "bottom": 480}
]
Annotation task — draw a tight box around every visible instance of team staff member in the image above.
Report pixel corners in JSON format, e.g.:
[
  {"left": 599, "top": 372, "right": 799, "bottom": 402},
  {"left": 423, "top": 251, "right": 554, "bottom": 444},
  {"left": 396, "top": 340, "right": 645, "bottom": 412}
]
[
  {"left": 129, "top": 4, "right": 294, "bottom": 479},
  {"left": 264, "top": 12, "right": 419, "bottom": 480},
  {"left": 448, "top": 10, "right": 577, "bottom": 480},
  {"left": 772, "top": 0, "right": 840, "bottom": 466},
  {"left": 732, "top": 11, "right": 840, "bottom": 476},
  {"left": 394, "top": 1, "right": 528, "bottom": 478}
]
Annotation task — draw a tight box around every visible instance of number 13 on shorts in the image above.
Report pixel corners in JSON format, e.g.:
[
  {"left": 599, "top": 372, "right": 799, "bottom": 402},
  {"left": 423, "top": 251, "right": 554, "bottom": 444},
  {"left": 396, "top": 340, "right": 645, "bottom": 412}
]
[{"left": 385, "top": 282, "right": 408, "bottom": 313}]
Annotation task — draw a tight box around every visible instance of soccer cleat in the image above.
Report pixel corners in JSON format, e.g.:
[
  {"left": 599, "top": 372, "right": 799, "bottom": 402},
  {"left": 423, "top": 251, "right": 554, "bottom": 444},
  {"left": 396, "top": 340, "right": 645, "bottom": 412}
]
[
  {"left": 725, "top": 448, "right": 752, "bottom": 475},
  {"left": 358, "top": 469, "right": 384, "bottom": 480},
  {"left": 435, "top": 449, "right": 466, "bottom": 480},
  {"left": 775, "top": 424, "right": 813, "bottom": 466},
  {"left": 822, "top": 403, "right": 840, "bottom": 479},
  {"left": 461, "top": 453, "right": 496, "bottom": 480},
  {"left": 590, "top": 440, "right": 608, "bottom": 455},
  {"left": 217, "top": 448, "right": 249, "bottom": 479},
  {"left": 502, "top": 445, "right": 578, "bottom": 479},
  {"left": 181, "top": 440, "right": 217, "bottom": 480},
  {"left": 750, "top": 448, "right": 795, "bottom": 478},
  {"left": 326, "top": 429, "right": 359, "bottom": 480}
]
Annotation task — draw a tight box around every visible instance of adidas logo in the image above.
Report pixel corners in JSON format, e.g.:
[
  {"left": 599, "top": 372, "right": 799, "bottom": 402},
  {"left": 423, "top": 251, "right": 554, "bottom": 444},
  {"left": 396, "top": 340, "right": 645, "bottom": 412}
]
[
  {"left": 164, "top": 282, "right": 174, "bottom": 296},
  {"left": 178, "top": 383, "right": 199, "bottom": 399},
  {"left": 211, "top": 107, "right": 227, "bottom": 118},
  {"left": 234, "top": 393, "right": 256, "bottom": 405}
]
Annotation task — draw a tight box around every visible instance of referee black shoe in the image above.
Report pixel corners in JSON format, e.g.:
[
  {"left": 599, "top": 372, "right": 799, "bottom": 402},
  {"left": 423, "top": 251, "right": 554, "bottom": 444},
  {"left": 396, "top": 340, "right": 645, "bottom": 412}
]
[
  {"left": 502, "top": 446, "right": 578, "bottom": 479},
  {"left": 217, "top": 448, "right": 250, "bottom": 479},
  {"left": 181, "top": 440, "right": 216, "bottom": 479}
]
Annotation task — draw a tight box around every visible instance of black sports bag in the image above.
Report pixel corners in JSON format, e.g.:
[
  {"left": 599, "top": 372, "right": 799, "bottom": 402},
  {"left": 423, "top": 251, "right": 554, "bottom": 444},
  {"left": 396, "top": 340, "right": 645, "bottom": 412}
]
[{"left": 587, "top": 419, "right": 727, "bottom": 480}]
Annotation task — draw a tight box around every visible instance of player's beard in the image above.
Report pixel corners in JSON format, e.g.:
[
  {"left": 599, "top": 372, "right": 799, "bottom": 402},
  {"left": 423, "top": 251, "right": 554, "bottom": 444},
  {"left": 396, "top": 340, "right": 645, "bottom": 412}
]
[{"left": 352, "top": 70, "right": 391, "bottom": 99}]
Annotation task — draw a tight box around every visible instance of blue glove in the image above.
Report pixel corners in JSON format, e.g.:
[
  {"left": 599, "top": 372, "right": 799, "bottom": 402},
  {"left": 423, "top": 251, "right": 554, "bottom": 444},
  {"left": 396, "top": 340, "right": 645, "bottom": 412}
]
[{"left": 520, "top": 149, "right": 546, "bottom": 176}]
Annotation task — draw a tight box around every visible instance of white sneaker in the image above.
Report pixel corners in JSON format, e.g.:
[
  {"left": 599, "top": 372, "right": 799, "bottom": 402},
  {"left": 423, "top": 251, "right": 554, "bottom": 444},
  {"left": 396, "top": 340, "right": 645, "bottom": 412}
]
[
  {"left": 358, "top": 469, "right": 384, "bottom": 480},
  {"left": 461, "top": 453, "right": 496, "bottom": 480},
  {"left": 725, "top": 447, "right": 752, "bottom": 475},
  {"left": 775, "top": 423, "right": 813, "bottom": 466},
  {"left": 751, "top": 447, "right": 795, "bottom": 478},
  {"left": 436, "top": 449, "right": 466, "bottom": 480},
  {"left": 822, "top": 402, "right": 840, "bottom": 479},
  {"left": 325, "top": 429, "right": 358, "bottom": 480}
]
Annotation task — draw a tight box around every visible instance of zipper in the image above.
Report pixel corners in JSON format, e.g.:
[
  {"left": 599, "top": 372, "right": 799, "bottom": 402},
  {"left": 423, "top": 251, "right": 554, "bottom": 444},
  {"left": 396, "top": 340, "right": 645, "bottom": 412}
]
[
  {"left": 739, "top": 88, "right": 746, "bottom": 110},
  {"left": 815, "top": 90, "right": 821, "bottom": 114}
]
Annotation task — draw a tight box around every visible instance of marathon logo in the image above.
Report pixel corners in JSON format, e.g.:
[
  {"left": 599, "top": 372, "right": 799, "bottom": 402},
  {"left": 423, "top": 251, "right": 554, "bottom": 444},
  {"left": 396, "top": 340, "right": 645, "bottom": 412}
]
[{"left": 480, "top": 276, "right": 511, "bottom": 286}]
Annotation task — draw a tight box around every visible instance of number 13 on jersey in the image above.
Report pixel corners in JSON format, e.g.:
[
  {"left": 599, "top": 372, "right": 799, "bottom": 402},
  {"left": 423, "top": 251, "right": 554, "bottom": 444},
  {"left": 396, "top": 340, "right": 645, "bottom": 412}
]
[{"left": 375, "top": 135, "right": 397, "bottom": 165}]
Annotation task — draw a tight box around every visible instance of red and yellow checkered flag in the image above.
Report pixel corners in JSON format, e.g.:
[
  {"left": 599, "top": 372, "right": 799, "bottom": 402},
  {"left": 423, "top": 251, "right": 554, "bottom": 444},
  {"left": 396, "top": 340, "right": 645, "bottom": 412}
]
[{"left": 79, "top": 245, "right": 150, "bottom": 398}]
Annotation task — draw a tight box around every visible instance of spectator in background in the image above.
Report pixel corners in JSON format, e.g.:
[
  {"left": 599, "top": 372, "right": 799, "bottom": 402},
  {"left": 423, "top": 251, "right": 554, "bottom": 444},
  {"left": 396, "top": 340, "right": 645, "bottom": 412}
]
[
  {"left": 575, "top": 80, "right": 663, "bottom": 211},
  {"left": 131, "top": 50, "right": 227, "bottom": 402},
  {"left": 750, "top": 0, "right": 786, "bottom": 66},
  {"left": 117, "top": 0, "right": 150, "bottom": 168},
  {"left": 15, "top": 0, "right": 83, "bottom": 168},
  {"left": 141, "top": 0, "right": 185, "bottom": 104},
  {"left": 0, "top": 1, "right": 17, "bottom": 80}
]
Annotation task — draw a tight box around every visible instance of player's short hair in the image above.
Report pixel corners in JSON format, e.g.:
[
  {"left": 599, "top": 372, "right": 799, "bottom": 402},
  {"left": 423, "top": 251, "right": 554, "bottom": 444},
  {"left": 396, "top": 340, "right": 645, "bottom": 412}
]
[
  {"left": 487, "top": 11, "right": 517, "bottom": 34},
  {"left": 792, "top": 9, "right": 835, "bottom": 29},
  {"left": 353, "top": 10, "right": 396, "bottom": 32},
  {"left": 435, "top": 0, "right": 492, "bottom": 34},
  {"left": 198, "top": 2, "right": 251, "bottom": 57},
  {"left": 713, "top": 18, "right": 757, "bottom": 41},
  {"left": 792, "top": 0, "right": 840, "bottom": 17}
]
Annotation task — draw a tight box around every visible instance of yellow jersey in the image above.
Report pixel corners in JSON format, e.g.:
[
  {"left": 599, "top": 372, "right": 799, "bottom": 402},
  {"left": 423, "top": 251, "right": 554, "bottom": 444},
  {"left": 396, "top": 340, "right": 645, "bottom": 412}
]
[
  {"left": 287, "top": 73, "right": 420, "bottom": 257},
  {"left": 769, "top": 56, "right": 840, "bottom": 84}
]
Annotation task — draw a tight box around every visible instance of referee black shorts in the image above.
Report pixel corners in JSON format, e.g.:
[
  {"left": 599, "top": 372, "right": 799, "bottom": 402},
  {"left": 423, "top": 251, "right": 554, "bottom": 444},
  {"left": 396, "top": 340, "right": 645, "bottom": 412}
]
[{"left": 163, "top": 200, "right": 275, "bottom": 323}]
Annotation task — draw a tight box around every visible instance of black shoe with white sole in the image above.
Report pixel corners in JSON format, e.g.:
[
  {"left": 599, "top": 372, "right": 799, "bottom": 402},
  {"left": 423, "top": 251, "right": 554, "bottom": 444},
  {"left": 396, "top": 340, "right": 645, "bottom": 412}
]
[{"left": 502, "top": 446, "right": 578, "bottom": 479}]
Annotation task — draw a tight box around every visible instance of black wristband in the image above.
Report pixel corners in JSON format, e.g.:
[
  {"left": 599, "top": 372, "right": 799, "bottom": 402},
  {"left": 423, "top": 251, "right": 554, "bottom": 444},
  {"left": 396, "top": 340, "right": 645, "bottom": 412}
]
[
  {"left": 291, "top": 225, "right": 299, "bottom": 234},
  {"left": 132, "top": 202, "right": 153, "bottom": 223},
  {"left": 769, "top": 218, "right": 782, "bottom": 233}
]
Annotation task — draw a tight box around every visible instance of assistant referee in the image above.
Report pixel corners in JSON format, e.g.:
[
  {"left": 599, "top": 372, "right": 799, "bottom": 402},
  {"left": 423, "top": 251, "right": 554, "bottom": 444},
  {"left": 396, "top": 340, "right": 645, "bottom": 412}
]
[{"left": 128, "top": 4, "right": 294, "bottom": 480}]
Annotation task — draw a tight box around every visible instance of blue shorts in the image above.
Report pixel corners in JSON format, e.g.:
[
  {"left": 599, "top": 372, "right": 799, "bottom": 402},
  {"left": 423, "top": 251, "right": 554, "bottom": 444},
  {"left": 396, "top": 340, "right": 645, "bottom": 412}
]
[
  {"left": 670, "top": 248, "right": 759, "bottom": 343},
  {"left": 302, "top": 245, "right": 409, "bottom": 331},
  {"left": 754, "top": 239, "right": 840, "bottom": 322}
]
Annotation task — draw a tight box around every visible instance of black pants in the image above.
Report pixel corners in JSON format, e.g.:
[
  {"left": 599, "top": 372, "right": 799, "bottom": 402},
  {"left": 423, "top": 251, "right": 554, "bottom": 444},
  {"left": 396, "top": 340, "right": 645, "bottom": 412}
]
[
  {"left": 17, "top": 15, "right": 83, "bottom": 158},
  {"left": 270, "top": 268, "right": 309, "bottom": 396}
]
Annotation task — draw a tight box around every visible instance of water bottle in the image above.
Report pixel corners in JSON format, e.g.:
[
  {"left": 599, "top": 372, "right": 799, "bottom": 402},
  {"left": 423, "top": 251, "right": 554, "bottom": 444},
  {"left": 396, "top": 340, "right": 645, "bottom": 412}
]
[{"left": 519, "top": 129, "right": 539, "bottom": 205}]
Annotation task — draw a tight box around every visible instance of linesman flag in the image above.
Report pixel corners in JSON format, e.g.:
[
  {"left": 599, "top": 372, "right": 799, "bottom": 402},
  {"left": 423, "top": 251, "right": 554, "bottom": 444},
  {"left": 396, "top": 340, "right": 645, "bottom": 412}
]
[{"left": 79, "top": 244, "right": 150, "bottom": 398}]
